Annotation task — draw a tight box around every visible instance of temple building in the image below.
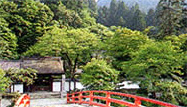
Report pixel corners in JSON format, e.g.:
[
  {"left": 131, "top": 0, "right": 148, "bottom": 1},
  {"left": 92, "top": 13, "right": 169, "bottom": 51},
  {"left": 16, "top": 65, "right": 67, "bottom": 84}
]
[{"left": 0, "top": 57, "right": 65, "bottom": 93}]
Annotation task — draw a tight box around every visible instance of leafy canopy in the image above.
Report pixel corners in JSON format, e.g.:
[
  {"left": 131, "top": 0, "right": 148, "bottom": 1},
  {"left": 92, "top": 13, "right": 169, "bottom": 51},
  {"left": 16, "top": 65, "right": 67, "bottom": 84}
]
[
  {"left": 81, "top": 58, "right": 118, "bottom": 90},
  {"left": 122, "top": 41, "right": 186, "bottom": 105},
  {"left": 5, "top": 68, "right": 37, "bottom": 86},
  {"left": 25, "top": 26, "right": 99, "bottom": 59},
  {"left": 105, "top": 28, "right": 150, "bottom": 70},
  {"left": 0, "top": 9, "right": 18, "bottom": 59},
  {"left": 0, "top": 68, "right": 37, "bottom": 92},
  {"left": 0, "top": 69, "right": 10, "bottom": 92}
]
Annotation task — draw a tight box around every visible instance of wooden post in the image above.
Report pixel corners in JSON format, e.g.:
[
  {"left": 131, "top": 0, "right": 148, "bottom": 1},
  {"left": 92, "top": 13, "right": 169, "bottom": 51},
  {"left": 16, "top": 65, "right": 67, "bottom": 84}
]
[
  {"left": 106, "top": 92, "right": 111, "bottom": 107},
  {"left": 89, "top": 91, "right": 93, "bottom": 106},
  {"left": 135, "top": 98, "right": 141, "bottom": 107},
  {"left": 72, "top": 93, "right": 75, "bottom": 103},
  {"left": 13, "top": 83, "right": 15, "bottom": 92},
  {"left": 79, "top": 92, "right": 82, "bottom": 104},
  {"left": 67, "top": 93, "right": 70, "bottom": 103}
]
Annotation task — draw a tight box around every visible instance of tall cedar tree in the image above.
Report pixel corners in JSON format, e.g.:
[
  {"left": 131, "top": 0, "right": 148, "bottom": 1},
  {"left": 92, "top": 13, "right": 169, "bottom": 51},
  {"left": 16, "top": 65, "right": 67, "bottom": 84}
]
[
  {"left": 156, "top": 0, "right": 184, "bottom": 38},
  {"left": 146, "top": 8, "right": 156, "bottom": 27},
  {"left": 88, "top": 0, "right": 97, "bottom": 17},
  {"left": 97, "top": 1, "right": 147, "bottom": 31}
]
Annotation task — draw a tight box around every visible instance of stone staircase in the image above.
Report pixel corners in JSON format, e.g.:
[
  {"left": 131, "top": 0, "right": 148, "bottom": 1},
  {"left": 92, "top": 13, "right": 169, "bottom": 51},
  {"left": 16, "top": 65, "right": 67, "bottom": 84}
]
[{"left": 29, "top": 91, "right": 62, "bottom": 99}]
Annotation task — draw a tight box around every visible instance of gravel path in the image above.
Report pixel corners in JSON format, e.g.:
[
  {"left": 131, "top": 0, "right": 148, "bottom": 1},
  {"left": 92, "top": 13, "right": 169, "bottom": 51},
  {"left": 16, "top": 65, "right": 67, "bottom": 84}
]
[
  {"left": 30, "top": 98, "right": 65, "bottom": 107},
  {"left": 30, "top": 98, "right": 90, "bottom": 107},
  {"left": 1, "top": 99, "right": 12, "bottom": 107},
  {"left": 1, "top": 98, "right": 96, "bottom": 107},
  {"left": 32, "top": 104, "right": 88, "bottom": 107}
]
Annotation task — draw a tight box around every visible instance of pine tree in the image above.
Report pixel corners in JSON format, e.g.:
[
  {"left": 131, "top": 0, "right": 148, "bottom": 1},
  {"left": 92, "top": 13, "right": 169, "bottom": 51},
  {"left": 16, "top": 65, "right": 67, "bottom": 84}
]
[
  {"left": 108, "top": 0, "right": 117, "bottom": 26},
  {"left": 88, "top": 0, "right": 97, "bottom": 17},
  {"left": 131, "top": 9, "right": 146, "bottom": 31},
  {"left": 146, "top": 8, "right": 156, "bottom": 27},
  {"left": 97, "top": 6, "right": 109, "bottom": 26},
  {"left": 116, "top": 1, "right": 128, "bottom": 27},
  {"left": 180, "top": 0, "right": 187, "bottom": 34},
  {"left": 126, "top": 3, "right": 140, "bottom": 29},
  {"left": 62, "top": 0, "right": 86, "bottom": 13}
]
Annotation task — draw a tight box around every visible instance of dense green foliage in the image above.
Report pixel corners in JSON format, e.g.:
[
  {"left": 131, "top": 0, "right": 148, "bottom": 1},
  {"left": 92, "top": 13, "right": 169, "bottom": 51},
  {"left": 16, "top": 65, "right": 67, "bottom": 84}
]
[
  {"left": 105, "top": 28, "right": 150, "bottom": 71},
  {"left": 0, "top": 0, "right": 54, "bottom": 53},
  {"left": 0, "top": 68, "right": 37, "bottom": 92},
  {"left": 5, "top": 68, "right": 37, "bottom": 86},
  {"left": 43, "top": 0, "right": 96, "bottom": 28},
  {"left": 122, "top": 41, "right": 186, "bottom": 104},
  {"left": 81, "top": 59, "right": 118, "bottom": 90},
  {"left": 24, "top": 26, "right": 99, "bottom": 73},
  {"left": 105, "top": 28, "right": 187, "bottom": 105},
  {"left": 0, "top": 8, "right": 17, "bottom": 59},
  {"left": 0, "top": 69, "right": 10, "bottom": 92},
  {"left": 24, "top": 26, "right": 99, "bottom": 90}
]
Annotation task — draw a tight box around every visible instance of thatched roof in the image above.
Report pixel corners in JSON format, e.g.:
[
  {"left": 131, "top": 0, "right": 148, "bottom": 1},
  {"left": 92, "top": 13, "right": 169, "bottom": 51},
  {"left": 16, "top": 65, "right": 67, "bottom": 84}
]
[
  {"left": 0, "top": 60, "right": 20, "bottom": 70},
  {"left": 0, "top": 57, "right": 64, "bottom": 74}
]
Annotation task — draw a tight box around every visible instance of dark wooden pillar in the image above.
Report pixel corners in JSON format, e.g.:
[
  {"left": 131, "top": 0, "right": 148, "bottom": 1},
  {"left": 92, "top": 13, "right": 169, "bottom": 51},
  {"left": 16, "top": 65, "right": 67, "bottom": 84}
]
[{"left": 50, "top": 75, "right": 53, "bottom": 91}]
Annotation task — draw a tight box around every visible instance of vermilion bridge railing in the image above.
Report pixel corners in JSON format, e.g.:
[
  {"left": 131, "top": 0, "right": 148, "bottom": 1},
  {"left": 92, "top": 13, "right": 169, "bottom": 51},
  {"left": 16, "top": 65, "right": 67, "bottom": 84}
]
[
  {"left": 14, "top": 94, "right": 30, "bottom": 107},
  {"left": 67, "top": 90, "right": 179, "bottom": 107}
]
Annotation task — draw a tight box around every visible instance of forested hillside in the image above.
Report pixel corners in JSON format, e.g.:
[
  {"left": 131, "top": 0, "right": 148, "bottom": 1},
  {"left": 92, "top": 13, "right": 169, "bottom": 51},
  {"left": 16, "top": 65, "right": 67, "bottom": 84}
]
[
  {"left": 0, "top": 0, "right": 187, "bottom": 106},
  {"left": 97, "top": 0, "right": 160, "bottom": 13},
  {"left": 97, "top": 0, "right": 187, "bottom": 33}
]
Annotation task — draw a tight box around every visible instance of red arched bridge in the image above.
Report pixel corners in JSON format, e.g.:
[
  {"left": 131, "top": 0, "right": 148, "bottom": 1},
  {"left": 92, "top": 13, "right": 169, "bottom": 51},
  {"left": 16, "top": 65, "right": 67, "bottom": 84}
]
[
  {"left": 67, "top": 90, "right": 179, "bottom": 107},
  {"left": 14, "top": 90, "right": 179, "bottom": 107}
]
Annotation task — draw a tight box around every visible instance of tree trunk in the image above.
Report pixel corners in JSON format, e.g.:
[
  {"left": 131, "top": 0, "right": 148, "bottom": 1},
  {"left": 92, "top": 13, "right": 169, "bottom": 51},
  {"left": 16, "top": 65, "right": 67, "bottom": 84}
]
[
  {"left": 64, "top": 53, "right": 79, "bottom": 92},
  {"left": 72, "top": 54, "right": 79, "bottom": 90},
  {"left": 64, "top": 53, "right": 72, "bottom": 92}
]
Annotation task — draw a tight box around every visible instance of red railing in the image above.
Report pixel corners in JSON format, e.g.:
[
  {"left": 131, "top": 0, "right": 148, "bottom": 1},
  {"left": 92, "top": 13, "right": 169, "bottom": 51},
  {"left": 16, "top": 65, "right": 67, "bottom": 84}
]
[
  {"left": 14, "top": 94, "right": 30, "bottom": 107},
  {"left": 67, "top": 90, "right": 179, "bottom": 107}
]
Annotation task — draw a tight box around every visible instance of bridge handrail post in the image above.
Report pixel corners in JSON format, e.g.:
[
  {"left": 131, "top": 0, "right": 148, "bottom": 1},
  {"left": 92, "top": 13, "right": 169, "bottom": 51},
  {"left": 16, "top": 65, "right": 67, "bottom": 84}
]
[
  {"left": 67, "top": 93, "right": 70, "bottom": 103},
  {"left": 134, "top": 98, "right": 141, "bottom": 107},
  {"left": 79, "top": 92, "right": 82, "bottom": 104},
  {"left": 72, "top": 93, "right": 75, "bottom": 103},
  {"left": 89, "top": 91, "right": 94, "bottom": 106},
  {"left": 106, "top": 91, "right": 111, "bottom": 107},
  {"left": 14, "top": 94, "right": 30, "bottom": 107}
]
